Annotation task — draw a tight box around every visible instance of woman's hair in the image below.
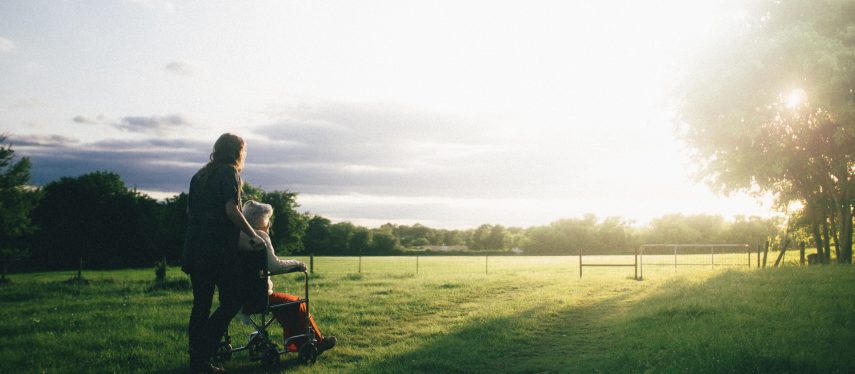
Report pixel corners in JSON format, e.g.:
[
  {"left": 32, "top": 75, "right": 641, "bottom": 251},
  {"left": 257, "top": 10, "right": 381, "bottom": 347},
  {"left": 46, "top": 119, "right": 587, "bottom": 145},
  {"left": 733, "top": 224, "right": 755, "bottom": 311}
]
[
  {"left": 198, "top": 133, "right": 246, "bottom": 183},
  {"left": 242, "top": 200, "right": 274, "bottom": 230}
]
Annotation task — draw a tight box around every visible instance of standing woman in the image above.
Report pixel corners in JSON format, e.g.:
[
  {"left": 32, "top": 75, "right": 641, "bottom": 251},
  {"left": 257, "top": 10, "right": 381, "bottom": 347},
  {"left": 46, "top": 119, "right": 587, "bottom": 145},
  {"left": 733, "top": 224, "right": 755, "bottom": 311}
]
[{"left": 182, "top": 133, "right": 264, "bottom": 373}]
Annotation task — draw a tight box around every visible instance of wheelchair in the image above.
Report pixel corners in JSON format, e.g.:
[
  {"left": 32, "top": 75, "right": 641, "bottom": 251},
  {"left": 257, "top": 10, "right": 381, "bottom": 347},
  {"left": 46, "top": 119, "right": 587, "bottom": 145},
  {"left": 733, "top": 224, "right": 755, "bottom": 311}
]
[{"left": 214, "top": 249, "right": 319, "bottom": 369}]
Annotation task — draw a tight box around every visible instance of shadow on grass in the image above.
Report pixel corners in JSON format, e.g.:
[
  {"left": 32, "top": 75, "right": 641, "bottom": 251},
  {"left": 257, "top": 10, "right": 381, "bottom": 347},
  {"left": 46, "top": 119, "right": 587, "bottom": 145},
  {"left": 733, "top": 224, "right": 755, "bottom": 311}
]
[{"left": 354, "top": 269, "right": 854, "bottom": 373}]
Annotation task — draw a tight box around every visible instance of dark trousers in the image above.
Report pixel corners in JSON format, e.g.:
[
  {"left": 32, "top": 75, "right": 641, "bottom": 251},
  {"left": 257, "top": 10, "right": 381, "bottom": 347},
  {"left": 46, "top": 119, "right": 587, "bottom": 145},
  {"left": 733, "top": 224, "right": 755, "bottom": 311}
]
[{"left": 188, "top": 264, "right": 242, "bottom": 364}]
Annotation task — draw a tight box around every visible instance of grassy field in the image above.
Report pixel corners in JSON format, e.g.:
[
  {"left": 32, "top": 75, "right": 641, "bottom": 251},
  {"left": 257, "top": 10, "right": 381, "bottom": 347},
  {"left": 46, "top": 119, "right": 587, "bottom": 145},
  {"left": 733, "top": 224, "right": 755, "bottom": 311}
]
[{"left": 0, "top": 253, "right": 853, "bottom": 373}]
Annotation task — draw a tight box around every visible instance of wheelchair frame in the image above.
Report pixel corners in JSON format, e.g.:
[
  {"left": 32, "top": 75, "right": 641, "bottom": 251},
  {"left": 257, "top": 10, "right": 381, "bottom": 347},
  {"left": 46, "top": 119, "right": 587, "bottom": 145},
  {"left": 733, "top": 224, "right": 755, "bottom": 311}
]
[{"left": 216, "top": 270, "right": 319, "bottom": 368}]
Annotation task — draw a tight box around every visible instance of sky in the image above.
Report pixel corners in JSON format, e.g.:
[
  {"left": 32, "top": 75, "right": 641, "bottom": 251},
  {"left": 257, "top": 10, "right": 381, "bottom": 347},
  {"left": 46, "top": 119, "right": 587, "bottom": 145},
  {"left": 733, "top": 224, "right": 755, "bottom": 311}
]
[{"left": 0, "top": 0, "right": 774, "bottom": 229}]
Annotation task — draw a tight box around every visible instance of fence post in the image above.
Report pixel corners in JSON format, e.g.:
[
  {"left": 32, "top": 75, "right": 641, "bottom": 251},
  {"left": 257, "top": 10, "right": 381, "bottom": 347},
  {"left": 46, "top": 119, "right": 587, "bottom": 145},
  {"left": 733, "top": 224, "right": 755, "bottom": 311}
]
[
  {"left": 711, "top": 246, "right": 715, "bottom": 267},
  {"left": 579, "top": 248, "right": 583, "bottom": 278},
  {"left": 309, "top": 255, "right": 314, "bottom": 274},
  {"left": 799, "top": 242, "right": 805, "bottom": 266},
  {"left": 634, "top": 248, "right": 638, "bottom": 280},
  {"left": 762, "top": 240, "right": 769, "bottom": 268},
  {"left": 359, "top": 255, "right": 362, "bottom": 273},
  {"left": 756, "top": 244, "right": 761, "bottom": 269},
  {"left": 674, "top": 245, "right": 678, "bottom": 269}
]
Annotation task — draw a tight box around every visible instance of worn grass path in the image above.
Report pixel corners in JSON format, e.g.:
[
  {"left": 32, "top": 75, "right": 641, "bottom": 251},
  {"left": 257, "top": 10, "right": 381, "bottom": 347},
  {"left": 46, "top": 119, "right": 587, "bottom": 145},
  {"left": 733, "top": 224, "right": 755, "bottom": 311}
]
[{"left": 0, "top": 257, "right": 853, "bottom": 373}]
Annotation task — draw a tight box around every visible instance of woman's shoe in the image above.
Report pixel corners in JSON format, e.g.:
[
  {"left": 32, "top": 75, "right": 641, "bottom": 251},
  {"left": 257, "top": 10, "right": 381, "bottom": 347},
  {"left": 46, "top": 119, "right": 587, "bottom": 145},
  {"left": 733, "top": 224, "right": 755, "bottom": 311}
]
[{"left": 318, "top": 336, "right": 336, "bottom": 353}]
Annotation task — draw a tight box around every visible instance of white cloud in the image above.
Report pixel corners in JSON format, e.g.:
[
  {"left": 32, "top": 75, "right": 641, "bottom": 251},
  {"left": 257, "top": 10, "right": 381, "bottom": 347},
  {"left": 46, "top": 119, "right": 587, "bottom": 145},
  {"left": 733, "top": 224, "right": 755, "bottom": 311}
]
[
  {"left": 164, "top": 61, "right": 194, "bottom": 76},
  {"left": 72, "top": 115, "right": 103, "bottom": 124},
  {"left": 0, "top": 37, "right": 15, "bottom": 53},
  {"left": 127, "top": 0, "right": 175, "bottom": 12},
  {"left": 9, "top": 98, "right": 45, "bottom": 109},
  {"left": 115, "top": 114, "right": 190, "bottom": 133}
]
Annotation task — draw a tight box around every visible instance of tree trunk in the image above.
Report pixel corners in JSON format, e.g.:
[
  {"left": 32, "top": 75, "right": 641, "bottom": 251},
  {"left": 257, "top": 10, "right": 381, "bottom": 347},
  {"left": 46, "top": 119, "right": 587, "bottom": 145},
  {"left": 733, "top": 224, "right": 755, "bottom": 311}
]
[
  {"left": 762, "top": 240, "right": 769, "bottom": 268},
  {"left": 829, "top": 214, "right": 841, "bottom": 260},
  {"left": 821, "top": 221, "right": 832, "bottom": 264},
  {"left": 812, "top": 220, "right": 825, "bottom": 263},
  {"left": 839, "top": 204, "right": 853, "bottom": 264},
  {"left": 774, "top": 237, "right": 789, "bottom": 267}
]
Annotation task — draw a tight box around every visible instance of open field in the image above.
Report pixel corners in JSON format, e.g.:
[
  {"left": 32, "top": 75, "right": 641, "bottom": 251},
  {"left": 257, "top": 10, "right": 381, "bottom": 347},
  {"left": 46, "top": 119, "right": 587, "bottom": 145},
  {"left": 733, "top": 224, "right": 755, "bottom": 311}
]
[{"left": 1, "top": 253, "right": 853, "bottom": 373}]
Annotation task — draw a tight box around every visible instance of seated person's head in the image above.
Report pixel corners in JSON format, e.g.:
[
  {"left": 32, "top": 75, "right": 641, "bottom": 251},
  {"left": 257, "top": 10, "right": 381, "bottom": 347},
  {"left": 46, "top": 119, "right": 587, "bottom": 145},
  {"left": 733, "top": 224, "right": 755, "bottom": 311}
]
[{"left": 242, "top": 200, "right": 274, "bottom": 231}]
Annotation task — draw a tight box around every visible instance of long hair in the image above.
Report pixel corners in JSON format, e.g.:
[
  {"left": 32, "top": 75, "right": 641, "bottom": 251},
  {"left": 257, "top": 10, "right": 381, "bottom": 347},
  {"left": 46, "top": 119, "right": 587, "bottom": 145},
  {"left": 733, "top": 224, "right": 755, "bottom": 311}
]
[{"left": 198, "top": 133, "right": 246, "bottom": 183}]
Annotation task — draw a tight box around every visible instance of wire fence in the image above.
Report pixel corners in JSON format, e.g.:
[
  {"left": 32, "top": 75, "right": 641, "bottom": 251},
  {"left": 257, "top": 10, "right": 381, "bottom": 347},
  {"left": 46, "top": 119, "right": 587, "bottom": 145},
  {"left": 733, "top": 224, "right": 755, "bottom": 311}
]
[{"left": 289, "top": 244, "right": 758, "bottom": 279}]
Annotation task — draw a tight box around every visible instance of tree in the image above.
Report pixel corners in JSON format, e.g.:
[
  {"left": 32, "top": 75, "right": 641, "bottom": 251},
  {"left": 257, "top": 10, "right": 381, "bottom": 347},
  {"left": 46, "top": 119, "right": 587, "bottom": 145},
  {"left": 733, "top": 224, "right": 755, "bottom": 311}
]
[
  {"left": 370, "top": 230, "right": 399, "bottom": 254},
  {"left": 31, "top": 172, "right": 161, "bottom": 270},
  {"left": 261, "top": 190, "right": 306, "bottom": 254},
  {"left": 302, "top": 215, "right": 331, "bottom": 255},
  {"left": 485, "top": 224, "right": 507, "bottom": 250},
  {"left": 349, "top": 227, "right": 372, "bottom": 254},
  {"left": 160, "top": 193, "right": 188, "bottom": 262},
  {"left": 677, "top": 0, "right": 855, "bottom": 263},
  {"left": 0, "top": 136, "right": 39, "bottom": 281},
  {"left": 328, "top": 222, "right": 355, "bottom": 254}
]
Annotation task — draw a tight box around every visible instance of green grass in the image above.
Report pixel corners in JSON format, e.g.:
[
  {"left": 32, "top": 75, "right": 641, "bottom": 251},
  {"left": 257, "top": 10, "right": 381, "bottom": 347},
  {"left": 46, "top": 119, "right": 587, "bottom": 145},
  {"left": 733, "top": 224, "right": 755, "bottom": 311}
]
[{"left": 0, "top": 254, "right": 852, "bottom": 373}]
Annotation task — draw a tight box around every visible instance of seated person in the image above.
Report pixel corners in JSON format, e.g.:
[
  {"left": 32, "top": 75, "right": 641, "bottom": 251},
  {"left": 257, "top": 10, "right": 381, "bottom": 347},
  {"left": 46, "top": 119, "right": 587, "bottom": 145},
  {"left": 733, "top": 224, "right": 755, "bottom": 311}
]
[{"left": 237, "top": 200, "right": 336, "bottom": 354}]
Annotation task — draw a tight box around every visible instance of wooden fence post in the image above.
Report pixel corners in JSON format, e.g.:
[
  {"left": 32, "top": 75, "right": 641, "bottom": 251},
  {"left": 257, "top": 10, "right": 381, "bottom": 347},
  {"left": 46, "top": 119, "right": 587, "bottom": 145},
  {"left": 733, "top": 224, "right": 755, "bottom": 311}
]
[
  {"left": 634, "top": 248, "right": 638, "bottom": 280},
  {"left": 799, "top": 242, "right": 805, "bottom": 266},
  {"left": 674, "top": 245, "right": 678, "bottom": 269},
  {"left": 309, "top": 255, "right": 314, "bottom": 274},
  {"left": 579, "top": 248, "right": 583, "bottom": 278},
  {"left": 762, "top": 240, "right": 769, "bottom": 268},
  {"left": 359, "top": 255, "right": 362, "bottom": 273},
  {"left": 756, "top": 244, "right": 761, "bottom": 268}
]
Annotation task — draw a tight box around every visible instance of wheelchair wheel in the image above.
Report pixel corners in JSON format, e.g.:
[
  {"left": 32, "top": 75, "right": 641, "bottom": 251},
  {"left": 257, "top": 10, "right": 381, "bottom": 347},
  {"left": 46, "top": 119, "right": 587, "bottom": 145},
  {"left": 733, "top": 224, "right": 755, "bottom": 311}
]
[
  {"left": 261, "top": 343, "right": 280, "bottom": 369},
  {"left": 298, "top": 343, "right": 318, "bottom": 365},
  {"left": 214, "top": 342, "right": 232, "bottom": 362},
  {"left": 247, "top": 336, "right": 264, "bottom": 361}
]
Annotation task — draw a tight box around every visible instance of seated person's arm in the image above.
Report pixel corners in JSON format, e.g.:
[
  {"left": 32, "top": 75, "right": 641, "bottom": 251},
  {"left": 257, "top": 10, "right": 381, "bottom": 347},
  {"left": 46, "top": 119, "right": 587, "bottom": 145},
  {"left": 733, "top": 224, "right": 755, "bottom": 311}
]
[{"left": 261, "top": 232, "right": 306, "bottom": 275}]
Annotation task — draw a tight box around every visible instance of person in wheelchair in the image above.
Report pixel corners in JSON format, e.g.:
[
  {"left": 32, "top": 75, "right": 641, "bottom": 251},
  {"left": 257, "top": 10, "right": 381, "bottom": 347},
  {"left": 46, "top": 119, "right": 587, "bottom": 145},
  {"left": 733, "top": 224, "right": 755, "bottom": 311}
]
[{"left": 237, "top": 200, "right": 336, "bottom": 354}]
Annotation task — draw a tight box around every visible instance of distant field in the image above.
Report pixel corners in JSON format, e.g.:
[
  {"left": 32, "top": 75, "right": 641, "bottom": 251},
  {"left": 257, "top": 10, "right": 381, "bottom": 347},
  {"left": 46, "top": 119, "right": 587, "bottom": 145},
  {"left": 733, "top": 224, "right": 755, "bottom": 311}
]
[{"left": 0, "top": 252, "right": 852, "bottom": 373}]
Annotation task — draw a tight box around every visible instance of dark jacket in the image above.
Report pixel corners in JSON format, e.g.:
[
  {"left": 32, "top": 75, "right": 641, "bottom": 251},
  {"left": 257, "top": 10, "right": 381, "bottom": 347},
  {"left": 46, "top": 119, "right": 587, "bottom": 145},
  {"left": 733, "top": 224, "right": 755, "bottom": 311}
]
[{"left": 181, "top": 165, "right": 242, "bottom": 275}]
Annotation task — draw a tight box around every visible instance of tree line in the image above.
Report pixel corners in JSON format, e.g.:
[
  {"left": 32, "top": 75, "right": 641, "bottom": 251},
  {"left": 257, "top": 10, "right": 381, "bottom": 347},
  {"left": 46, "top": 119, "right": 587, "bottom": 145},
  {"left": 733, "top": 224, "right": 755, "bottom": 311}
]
[{"left": 2, "top": 136, "right": 794, "bottom": 275}]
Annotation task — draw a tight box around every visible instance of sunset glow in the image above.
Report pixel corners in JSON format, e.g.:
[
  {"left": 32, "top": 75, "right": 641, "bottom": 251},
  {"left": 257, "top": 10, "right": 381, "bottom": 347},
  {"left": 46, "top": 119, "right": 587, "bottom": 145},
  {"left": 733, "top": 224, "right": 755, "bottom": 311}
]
[{"left": 0, "top": 0, "right": 773, "bottom": 228}]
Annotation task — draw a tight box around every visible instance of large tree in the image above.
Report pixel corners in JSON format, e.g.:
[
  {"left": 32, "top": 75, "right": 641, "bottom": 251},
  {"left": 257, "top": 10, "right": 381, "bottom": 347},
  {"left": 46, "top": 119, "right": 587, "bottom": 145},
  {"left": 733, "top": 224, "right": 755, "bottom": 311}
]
[
  {"left": 31, "top": 172, "right": 161, "bottom": 269},
  {"left": 0, "top": 136, "right": 39, "bottom": 280},
  {"left": 678, "top": 0, "right": 855, "bottom": 263}
]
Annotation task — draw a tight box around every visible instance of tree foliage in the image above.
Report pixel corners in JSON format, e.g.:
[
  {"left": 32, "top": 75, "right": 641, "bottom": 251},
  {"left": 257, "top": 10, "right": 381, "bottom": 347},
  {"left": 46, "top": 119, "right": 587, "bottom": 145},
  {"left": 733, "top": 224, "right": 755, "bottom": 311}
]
[
  {"left": 678, "top": 0, "right": 855, "bottom": 263},
  {"left": 0, "top": 136, "right": 39, "bottom": 280},
  {"left": 31, "top": 171, "right": 162, "bottom": 269}
]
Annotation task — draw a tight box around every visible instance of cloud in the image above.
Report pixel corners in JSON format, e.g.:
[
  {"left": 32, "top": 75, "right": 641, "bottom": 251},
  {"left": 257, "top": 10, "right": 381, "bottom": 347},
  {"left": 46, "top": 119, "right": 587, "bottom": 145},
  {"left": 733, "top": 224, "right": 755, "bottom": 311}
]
[
  {"left": 0, "top": 37, "right": 15, "bottom": 53},
  {"left": 72, "top": 115, "right": 103, "bottom": 124},
  {"left": 127, "top": 0, "right": 175, "bottom": 12},
  {"left": 9, "top": 98, "right": 45, "bottom": 109},
  {"left": 241, "top": 101, "right": 581, "bottom": 199},
  {"left": 6, "top": 134, "right": 80, "bottom": 147},
  {"left": 164, "top": 61, "right": 194, "bottom": 76},
  {"left": 13, "top": 135, "right": 208, "bottom": 193},
  {"left": 114, "top": 114, "right": 190, "bottom": 134}
]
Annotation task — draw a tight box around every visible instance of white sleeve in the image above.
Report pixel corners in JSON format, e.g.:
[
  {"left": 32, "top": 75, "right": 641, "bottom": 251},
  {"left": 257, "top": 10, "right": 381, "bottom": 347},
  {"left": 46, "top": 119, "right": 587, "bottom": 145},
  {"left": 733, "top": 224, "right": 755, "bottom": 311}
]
[{"left": 261, "top": 231, "right": 303, "bottom": 275}]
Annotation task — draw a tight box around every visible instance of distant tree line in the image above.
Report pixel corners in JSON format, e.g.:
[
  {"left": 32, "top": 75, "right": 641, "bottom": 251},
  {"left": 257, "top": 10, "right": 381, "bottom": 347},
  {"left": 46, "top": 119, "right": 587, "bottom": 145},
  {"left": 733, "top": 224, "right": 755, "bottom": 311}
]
[{"left": 0, "top": 137, "right": 820, "bottom": 274}]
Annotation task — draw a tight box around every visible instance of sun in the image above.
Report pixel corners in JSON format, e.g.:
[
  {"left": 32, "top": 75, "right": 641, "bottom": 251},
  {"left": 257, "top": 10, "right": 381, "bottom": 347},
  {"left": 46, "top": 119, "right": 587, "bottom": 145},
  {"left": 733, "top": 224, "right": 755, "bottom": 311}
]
[{"left": 786, "top": 88, "right": 806, "bottom": 108}]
